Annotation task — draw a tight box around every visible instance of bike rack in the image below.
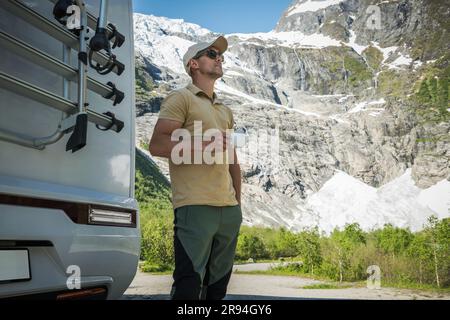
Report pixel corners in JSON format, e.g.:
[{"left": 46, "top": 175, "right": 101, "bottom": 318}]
[
  {"left": 48, "top": 0, "right": 125, "bottom": 49},
  {"left": 0, "top": 31, "right": 124, "bottom": 104},
  {"left": 0, "top": 73, "right": 124, "bottom": 132},
  {"left": 1, "top": 0, "right": 125, "bottom": 75},
  {"left": 0, "top": 0, "right": 125, "bottom": 152},
  {"left": 88, "top": 0, "right": 117, "bottom": 76}
]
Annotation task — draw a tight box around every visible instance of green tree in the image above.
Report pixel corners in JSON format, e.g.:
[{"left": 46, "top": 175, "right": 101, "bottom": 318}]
[
  {"left": 437, "top": 77, "right": 449, "bottom": 113},
  {"left": 330, "top": 223, "right": 366, "bottom": 282},
  {"left": 273, "top": 228, "right": 300, "bottom": 258},
  {"left": 406, "top": 232, "right": 430, "bottom": 284},
  {"left": 236, "top": 234, "right": 268, "bottom": 261},
  {"left": 428, "top": 77, "right": 438, "bottom": 103},
  {"left": 417, "top": 80, "right": 431, "bottom": 104},
  {"left": 376, "top": 224, "right": 413, "bottom": 260},
  {"left": 424, "top": 216, "right": 450, "bottom": 288},
  {"left": 297, "top": 227, "right": 322, "bottom": 275}
]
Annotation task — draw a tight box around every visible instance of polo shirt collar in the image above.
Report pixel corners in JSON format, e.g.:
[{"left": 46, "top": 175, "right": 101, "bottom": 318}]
[{"left": 187, "top": 83, "right": 221, "bottom": 104}]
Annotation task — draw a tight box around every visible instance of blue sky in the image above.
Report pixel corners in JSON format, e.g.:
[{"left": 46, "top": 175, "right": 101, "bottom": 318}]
[{"left": 132, "top": 0, "right": 294, "bottom": 34}]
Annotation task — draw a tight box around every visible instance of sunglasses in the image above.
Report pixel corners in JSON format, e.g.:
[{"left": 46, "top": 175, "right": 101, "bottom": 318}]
[{"left": 194, "top": 48, "right": 225, "bottom": 62}]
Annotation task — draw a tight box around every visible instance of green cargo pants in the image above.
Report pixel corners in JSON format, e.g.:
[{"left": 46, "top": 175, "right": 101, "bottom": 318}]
[{"left": 170, "top": 204, "right": 242, "bottom": 300}]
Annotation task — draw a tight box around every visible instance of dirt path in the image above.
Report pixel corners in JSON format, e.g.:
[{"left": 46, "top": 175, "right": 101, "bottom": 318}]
[{"left": 122, "top": 269, "right": 450, "bottom": 300}]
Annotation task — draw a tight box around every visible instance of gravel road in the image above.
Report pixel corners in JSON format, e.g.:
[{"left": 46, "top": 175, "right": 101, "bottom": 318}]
[{"left": 121, "top": 264, "right": 450, "bottom": 300}]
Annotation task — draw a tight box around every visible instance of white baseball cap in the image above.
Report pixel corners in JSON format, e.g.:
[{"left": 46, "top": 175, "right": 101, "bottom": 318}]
[{"left": 183, "top": 35, "right": 228, "bottom": 75}]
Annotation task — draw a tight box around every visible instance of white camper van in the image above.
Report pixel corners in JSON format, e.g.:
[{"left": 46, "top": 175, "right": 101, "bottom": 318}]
[{"left": 0, "top": 0, "right": 140, "bottom": 299}]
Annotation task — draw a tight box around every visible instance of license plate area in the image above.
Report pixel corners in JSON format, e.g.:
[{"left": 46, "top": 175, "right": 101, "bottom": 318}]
[{"left": 0, "top": 249, "right": 31, "bottom": 283}]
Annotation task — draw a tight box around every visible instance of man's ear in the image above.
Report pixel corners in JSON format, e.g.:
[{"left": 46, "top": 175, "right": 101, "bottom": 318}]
[{"left": 189, "top": 59, "right": 199, "bottom": 73}]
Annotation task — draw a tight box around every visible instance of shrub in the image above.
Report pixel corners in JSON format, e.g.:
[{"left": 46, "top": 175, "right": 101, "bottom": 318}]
[
  {"left": 140, "top": 216, "right": 174, "bottom": 268},
  {"left": 236, "top": 234, "right": 269, "bottom": 261}
]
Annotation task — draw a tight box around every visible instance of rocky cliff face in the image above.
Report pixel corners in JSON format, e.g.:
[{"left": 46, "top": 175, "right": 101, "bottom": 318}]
[
  {"left": 276, "top": 0, "right": 449, "bottom": 60},
  {"left": 133, "top": 1, "right": 449, "bottom": 233}
]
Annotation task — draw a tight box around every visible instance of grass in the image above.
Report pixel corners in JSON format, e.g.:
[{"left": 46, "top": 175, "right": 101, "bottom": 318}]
[
  {"left": 233, "top": 269, "right": 449, "bottom": 294},
  {"left": 416, "top": 134, "right": 450, "bottom": 144},
  {"left": 381, "top": 280, "right": 450, "bottom": 294},
  {"left": 233, "top": 269, "right": 332, "bottom": 283},
  {"left": 234, "top": 259, "right": 284, "bottom": 265},
  {"left": 362, "top": 46, "right": 383, "bottom": 71},
  {"left": 140, "top": 269, "right": 174, "bottom": 276},
  {"left": 344, "top": 55, "right": 372, "bottom": 86},
  {"left": 377, "top": 69, "right": 413, "bottom": 98},
  {"left": 139, "top": 260, "right": 174, "bottom": 275},
  {"left": 301, "top": 283, "right": 354, "bottom": 290}
]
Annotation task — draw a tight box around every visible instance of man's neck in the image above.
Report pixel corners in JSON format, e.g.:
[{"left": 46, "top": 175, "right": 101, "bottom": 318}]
[{"left": 192, "top": 77, "right": 216, "bottom": 100}]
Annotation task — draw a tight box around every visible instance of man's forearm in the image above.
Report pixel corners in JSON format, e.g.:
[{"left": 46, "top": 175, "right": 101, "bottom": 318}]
[
  {"left": 149, "top": 134, "right": 228, "bottom": 162},
  {"left": 149, "top": 135, "right": 217, "bottom": 159},
  {"left": 149, "top": 137, "right": 180, "bottom": 158}
]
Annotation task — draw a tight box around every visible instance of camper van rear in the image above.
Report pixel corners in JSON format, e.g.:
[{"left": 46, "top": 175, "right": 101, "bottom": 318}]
[{"left": 0, "top": 0, "right": 139, "bottom": 299}]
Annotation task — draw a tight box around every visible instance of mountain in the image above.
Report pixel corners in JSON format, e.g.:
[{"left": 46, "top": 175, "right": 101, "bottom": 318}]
[{"left": 133, "top": 0, "right": 450, "bottom": 234}]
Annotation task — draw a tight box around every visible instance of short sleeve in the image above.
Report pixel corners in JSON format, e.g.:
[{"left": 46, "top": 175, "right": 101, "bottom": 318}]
[
  {"left": 226, "top": 106, "right": 234, "bottom": 130},
  {"left": 158, "top": 90, "right": 188, "bottom": 124}
]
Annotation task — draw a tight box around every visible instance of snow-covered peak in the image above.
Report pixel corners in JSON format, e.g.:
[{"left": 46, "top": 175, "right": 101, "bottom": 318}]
[
  {"left": 286, "top": 0, "right": 345, "bottom": 16},
  {"left": 305, "top": 169, "right": 450, "bottom": 233},
  {"left": 133, "top": 13, "right": 212, "bottom": 39},
  {"left": 134, "top": 13, "right": 217, "bottom": 75},
  {"left": 227, "top": 30, "right": 341, "bottom": 49}
]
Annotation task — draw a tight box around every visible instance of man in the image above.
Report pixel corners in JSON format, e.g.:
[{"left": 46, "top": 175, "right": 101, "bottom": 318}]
[{"left": 148, "top": 35, "right": 242, "bottom": 300}]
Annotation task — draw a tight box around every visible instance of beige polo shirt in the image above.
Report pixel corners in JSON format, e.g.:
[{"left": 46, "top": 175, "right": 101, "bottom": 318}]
[{"left": 158, "top": 83, "right": 238, "bottom": 209}]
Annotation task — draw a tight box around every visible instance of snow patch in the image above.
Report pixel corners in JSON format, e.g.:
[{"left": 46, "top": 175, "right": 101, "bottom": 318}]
[
  {"left": 286, "top": 0, "right": 345, "bottom": 16},
  {"left": 388, "top": 54, "right": 413, "bottom": 69},
  {"left": 133, "top": 13, "right": 214, "bottom": 74},
  {"left": 418, "top": 179, "right": 450, "bottom": 220},
  {"left": 338, "top": 95, "right": 354, "bottom": 103},
  {"left": 330, "top": 115, "right": 350, "bottom": 124},
  {"left": 348, "top": 99, "right": 386, "bottom": 113},
  {"left": 307, "top": 169, "right": 450, "bottom": 233},
  {"left": 228, "top": 31, "right": 341, "bottom": 49},
  {"left": 223, "top": 70, "right": 245, "bottom": 77},
  {"left": 215, "top": 81, "right": 280, "bottom": 107},
  {"left": 347, "top": 30, "right": 367, "bottom": 55},
  {"left": 281, "top": 107, "right": 322, "bottom": 117},
  {"left": 371, "top": 42, "right": 398, "bottom": 63},
  {"left": 134, "top": 13, "right": 211, "bottom": 38},
  {"left": 135, "top": 35, "right": 194, "bottom": 74}
]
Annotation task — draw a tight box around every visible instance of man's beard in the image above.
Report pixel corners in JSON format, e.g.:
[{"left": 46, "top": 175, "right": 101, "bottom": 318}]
[{"left": 201, "top": 66, "right": 223, "bottom": 79}]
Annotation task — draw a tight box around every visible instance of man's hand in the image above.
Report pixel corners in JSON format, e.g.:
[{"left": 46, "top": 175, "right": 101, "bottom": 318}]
[{"left": 209, "top": 131, "right": 230, "bottom": 152}]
